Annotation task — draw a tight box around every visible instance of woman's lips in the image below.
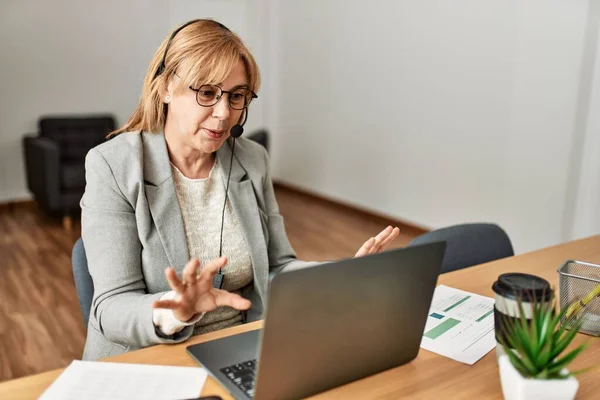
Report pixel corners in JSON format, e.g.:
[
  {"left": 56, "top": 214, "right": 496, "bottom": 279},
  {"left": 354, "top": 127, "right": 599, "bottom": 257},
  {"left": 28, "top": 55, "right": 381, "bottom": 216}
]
[{"left": 202, "top": 128, "right": 225, "bottom": 139}]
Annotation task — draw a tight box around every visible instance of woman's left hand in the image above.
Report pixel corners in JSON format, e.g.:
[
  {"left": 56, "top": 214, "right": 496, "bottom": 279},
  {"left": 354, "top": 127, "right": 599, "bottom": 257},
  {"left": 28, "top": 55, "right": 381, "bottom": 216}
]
[{"left": 354, "top": 225, "right": 401, "bottom": 258}]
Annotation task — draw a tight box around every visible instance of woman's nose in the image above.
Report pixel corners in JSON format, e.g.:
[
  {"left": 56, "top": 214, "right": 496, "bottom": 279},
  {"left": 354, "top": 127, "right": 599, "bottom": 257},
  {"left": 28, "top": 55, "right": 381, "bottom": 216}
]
[{"left": 212, "top": 96, "right": 231, "bottom": 120}]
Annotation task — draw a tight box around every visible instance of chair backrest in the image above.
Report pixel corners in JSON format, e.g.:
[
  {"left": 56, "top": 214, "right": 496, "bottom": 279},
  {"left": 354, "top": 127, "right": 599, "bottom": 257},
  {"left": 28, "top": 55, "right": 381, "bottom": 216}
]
[
  {"left": 246, "top": 128, "right": 269, "bottom": 153},
  {"left": 72, "top": 237, "right": 94, "bottom": 328},
  {"left": 39, "top": 115, "right": 115, "bottom": 163},
  {"left": 409, "top": 223, "right": 514, "bottom": 274}
]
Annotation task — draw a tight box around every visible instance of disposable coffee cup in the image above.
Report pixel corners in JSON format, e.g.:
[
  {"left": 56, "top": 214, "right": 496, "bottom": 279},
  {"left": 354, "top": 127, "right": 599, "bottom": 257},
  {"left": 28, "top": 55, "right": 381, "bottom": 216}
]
[{"left": 492, "top": 273, "right": 553, "bottom": 357}]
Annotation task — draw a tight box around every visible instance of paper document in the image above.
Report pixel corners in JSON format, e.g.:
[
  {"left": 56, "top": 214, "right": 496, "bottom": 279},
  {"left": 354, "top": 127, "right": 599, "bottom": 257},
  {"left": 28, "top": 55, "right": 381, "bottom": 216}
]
[
  {"left": 39, "top": 360, "right": 208, "bottom": 400},
  {"left": 420, "top": 285, "right": 496, "bottom": 365}
]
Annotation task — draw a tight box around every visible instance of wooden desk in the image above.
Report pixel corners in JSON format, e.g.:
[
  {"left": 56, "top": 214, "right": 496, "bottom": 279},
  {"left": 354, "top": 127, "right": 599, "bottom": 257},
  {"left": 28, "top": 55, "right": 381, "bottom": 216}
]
[{"left": 2, "top": 235, "right": 600, "bottom": 400}]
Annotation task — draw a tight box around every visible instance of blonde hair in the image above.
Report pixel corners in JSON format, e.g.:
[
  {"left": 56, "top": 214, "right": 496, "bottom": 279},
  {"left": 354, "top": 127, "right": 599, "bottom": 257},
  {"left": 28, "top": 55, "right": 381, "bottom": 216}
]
[{"left": 109, "top": 19, "right": 261, "bottom": 137}]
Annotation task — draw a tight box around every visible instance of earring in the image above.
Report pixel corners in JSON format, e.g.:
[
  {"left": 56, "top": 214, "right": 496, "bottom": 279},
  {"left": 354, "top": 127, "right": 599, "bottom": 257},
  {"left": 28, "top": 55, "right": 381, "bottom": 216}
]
[{"left": 165, "top": 95, "right": 171, "bottom": 103}]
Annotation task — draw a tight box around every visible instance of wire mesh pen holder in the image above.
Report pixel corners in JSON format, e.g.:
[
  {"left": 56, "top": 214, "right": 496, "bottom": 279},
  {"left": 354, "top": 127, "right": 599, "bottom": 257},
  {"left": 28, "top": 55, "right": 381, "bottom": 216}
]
[{"left": 557, "top": 260, "right": 600, "bottom": 337}]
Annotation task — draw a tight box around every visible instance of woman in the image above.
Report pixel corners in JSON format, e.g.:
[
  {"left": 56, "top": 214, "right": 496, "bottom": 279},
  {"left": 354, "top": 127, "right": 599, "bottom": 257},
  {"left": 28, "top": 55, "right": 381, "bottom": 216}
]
[{"left": 80, "top": 19, "right": 400, "bottom": 361}]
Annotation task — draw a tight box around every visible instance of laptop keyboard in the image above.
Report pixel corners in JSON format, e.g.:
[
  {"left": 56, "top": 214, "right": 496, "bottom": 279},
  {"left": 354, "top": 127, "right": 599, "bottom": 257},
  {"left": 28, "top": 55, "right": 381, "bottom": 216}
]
[{"left": 220, "top": 359, "right": 257, "bottom": 398}]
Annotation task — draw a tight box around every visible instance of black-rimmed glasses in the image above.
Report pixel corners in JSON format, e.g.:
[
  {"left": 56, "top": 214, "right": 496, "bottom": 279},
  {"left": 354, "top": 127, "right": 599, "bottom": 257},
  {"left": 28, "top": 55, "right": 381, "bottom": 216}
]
[
  {"left": 172, "top": 73, "right": 257, "bottom": 110},
  {"left": 190, "top": 84, "right": 257, "bottom": 110}
]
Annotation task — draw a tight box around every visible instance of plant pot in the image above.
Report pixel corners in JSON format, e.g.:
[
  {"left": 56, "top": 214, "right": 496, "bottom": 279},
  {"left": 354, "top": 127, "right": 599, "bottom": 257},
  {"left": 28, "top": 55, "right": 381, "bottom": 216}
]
[{"left": 498, "top": 355, "right": 579, "bottom": 400}]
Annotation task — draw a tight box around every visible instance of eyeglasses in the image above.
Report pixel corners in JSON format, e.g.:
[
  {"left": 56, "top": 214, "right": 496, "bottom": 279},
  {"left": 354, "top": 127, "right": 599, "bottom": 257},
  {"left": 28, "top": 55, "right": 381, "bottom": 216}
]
[
  {"left": 172, "top": 73, "right": 257, "bottom": 110},
  {"left": 189, "top": 84, "right": 258, "bottom": 110}
]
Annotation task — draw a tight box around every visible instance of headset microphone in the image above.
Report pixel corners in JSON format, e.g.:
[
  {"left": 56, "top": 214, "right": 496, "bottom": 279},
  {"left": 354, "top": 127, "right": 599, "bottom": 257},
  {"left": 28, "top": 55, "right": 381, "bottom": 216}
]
[{"left": 229, "top": 124, "right": 244, "bottom": 138}]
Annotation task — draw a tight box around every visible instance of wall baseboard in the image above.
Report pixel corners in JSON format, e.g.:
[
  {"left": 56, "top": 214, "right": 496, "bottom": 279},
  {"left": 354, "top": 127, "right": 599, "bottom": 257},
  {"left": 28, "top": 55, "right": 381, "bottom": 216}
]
[
  {"left": 273, "top": 180, "right": 430, "bottom": 238},
  {"left": 0, "top": 199, "right": 36, "bottom": 212},
  {"left": 0, "top": 192, "right": 32, "bottom": 204}
]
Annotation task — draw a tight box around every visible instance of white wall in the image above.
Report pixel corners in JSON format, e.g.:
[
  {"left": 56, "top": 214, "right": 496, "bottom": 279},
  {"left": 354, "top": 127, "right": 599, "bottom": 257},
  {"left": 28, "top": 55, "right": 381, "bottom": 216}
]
[
  {"left": 0, "top": 0, "right": 265, "bottom": 202},
  {"left": 266, "top": 0, "right": 596, "bottom": 254},
  {"left": 564, "top": 0, "right": 600, "bottom": 243}
]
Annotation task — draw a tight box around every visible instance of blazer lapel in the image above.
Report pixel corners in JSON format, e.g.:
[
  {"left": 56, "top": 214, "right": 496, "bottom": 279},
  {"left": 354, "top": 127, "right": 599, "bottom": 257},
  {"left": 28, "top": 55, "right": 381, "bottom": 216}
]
[
  {"left": 142, "top": 132, "right": 190, "bottom": 272},
  {"left": 217, "top": 139, "right": 269, "bottom": 304},
  {"left": 140, "top": 133, "right": 269, "bottom": 302}
]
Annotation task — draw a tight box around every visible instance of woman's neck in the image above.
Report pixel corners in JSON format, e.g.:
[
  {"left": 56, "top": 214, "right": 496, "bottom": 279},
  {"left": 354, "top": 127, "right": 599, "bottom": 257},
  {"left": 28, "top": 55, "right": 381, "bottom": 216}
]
[{"left": 164, "top": 130, "right": 215, "bottom": 180}]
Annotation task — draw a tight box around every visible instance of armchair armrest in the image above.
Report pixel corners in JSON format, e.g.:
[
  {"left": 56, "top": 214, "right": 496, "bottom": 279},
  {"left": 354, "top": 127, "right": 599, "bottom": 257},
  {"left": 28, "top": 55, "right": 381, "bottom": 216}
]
[{"left": 23, "top": 135, "right": 61, "bottom": 211}]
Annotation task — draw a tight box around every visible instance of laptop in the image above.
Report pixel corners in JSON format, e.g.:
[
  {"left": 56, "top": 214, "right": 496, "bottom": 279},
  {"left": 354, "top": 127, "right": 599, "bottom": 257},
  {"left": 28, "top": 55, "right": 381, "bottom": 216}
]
[{"left": 186, "top": 241, "right": 446, "bottom": 399}]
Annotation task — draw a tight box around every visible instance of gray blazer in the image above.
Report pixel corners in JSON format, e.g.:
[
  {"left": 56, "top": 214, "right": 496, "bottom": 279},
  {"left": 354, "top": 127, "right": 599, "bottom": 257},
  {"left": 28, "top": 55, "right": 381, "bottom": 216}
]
[{"left": 80, "top": 131, "right": 310, "bottom": 361}]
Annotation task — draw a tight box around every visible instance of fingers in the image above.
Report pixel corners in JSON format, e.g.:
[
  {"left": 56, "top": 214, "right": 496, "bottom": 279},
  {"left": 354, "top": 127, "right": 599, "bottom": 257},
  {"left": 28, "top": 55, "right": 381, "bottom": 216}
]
[
  {"left": 213, "top": 289, "right": 252, "bottom": 310},
  {"left": 182, "top": 258, "right": 200, "bottom": 284},
  {"left": 369, "top": 226, "right": 397, "bottom": 254},
  {"left": 373, "top": 226, "right": 393, "bottom": 247},
  {"left": 197, "top": 256, "right": 228, "bottom": 282},
  {"left": 355, "top": 237, "right": 376, "bottom": 258},
  {"left": 375, "top": 227, "right": 400, "bottom": 253},
  {"left": 165, "top": 267, "right": 185, "bottom": 293},
  {"left": 152, "top": 299, "right": 179, "bottom": 310},
  {"left": 355, "top": 226, "right": 401, "bottom": 258}
]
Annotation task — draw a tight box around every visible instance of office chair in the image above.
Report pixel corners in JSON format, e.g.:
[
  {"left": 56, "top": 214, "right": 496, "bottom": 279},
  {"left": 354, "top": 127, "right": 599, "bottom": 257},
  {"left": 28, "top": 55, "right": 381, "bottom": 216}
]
[
  {"left": 72, "top": 237, "right": 94, "bottom": 329},
  {"left": 246, "top": 128, "right": 269, "bottom": 153},
  {"left": 409, "top": 223, "right": 514, "bottom": 274}
]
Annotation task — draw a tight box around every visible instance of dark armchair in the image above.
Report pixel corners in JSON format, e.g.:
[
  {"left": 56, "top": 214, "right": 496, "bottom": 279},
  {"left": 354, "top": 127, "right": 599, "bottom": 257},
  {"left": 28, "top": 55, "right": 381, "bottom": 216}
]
[{"left": 23, "top": 115, "right": 115, "bottom": 229}]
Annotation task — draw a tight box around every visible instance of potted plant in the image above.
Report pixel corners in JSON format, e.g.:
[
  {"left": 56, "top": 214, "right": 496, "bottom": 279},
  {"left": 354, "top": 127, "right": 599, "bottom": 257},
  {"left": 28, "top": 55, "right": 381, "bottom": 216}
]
[{"left": 497, "top": 294, "right": 589, "bottom": 400}]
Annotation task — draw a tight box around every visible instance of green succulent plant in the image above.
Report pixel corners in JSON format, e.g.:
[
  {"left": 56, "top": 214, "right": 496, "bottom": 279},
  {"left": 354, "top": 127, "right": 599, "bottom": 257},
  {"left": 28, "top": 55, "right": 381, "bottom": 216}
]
[{"left": 498, "top": 295, "right": 589, "bottom": 380}]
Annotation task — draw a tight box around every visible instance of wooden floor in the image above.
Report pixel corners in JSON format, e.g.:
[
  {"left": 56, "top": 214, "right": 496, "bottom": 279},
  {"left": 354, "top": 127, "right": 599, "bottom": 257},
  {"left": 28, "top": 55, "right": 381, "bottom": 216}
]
[{"left": 0, "top": 184, "right": 423, "bottom": 382}]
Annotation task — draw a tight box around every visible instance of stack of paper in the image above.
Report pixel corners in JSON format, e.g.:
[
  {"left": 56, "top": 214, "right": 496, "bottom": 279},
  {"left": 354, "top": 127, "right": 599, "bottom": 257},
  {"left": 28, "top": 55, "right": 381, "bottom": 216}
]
[
  {"left": 39, "top": 360, "right": 208, "bottom": 400},
  {"left": 420, "top": 285, "right": 496, "bottom": 365}
]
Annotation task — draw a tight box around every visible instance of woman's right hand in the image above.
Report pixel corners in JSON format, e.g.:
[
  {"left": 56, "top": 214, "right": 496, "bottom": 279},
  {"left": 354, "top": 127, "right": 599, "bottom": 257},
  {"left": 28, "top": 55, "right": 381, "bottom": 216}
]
[{"left": 152, "top": 256, "right": 251, "bottom": 322}]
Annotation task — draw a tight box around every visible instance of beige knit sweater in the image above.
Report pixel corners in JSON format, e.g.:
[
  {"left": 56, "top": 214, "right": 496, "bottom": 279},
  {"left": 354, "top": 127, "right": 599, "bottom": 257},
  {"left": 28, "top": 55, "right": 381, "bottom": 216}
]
[{"left": 152, "top": 158, "right": 253, "bottom": 336}]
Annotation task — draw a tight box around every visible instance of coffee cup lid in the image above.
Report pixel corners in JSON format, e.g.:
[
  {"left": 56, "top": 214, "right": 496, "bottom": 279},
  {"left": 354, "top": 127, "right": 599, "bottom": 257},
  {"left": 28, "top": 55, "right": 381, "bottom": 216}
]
[{"left": 492, "top": 273, "right": 553, "bottom": 302}]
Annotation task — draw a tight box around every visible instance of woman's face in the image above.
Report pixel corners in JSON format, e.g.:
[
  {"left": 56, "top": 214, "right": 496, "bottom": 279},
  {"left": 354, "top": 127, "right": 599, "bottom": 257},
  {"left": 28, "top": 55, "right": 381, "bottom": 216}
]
[{"left": 165, "top": 62, "right": 248, "bottom": 155}]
